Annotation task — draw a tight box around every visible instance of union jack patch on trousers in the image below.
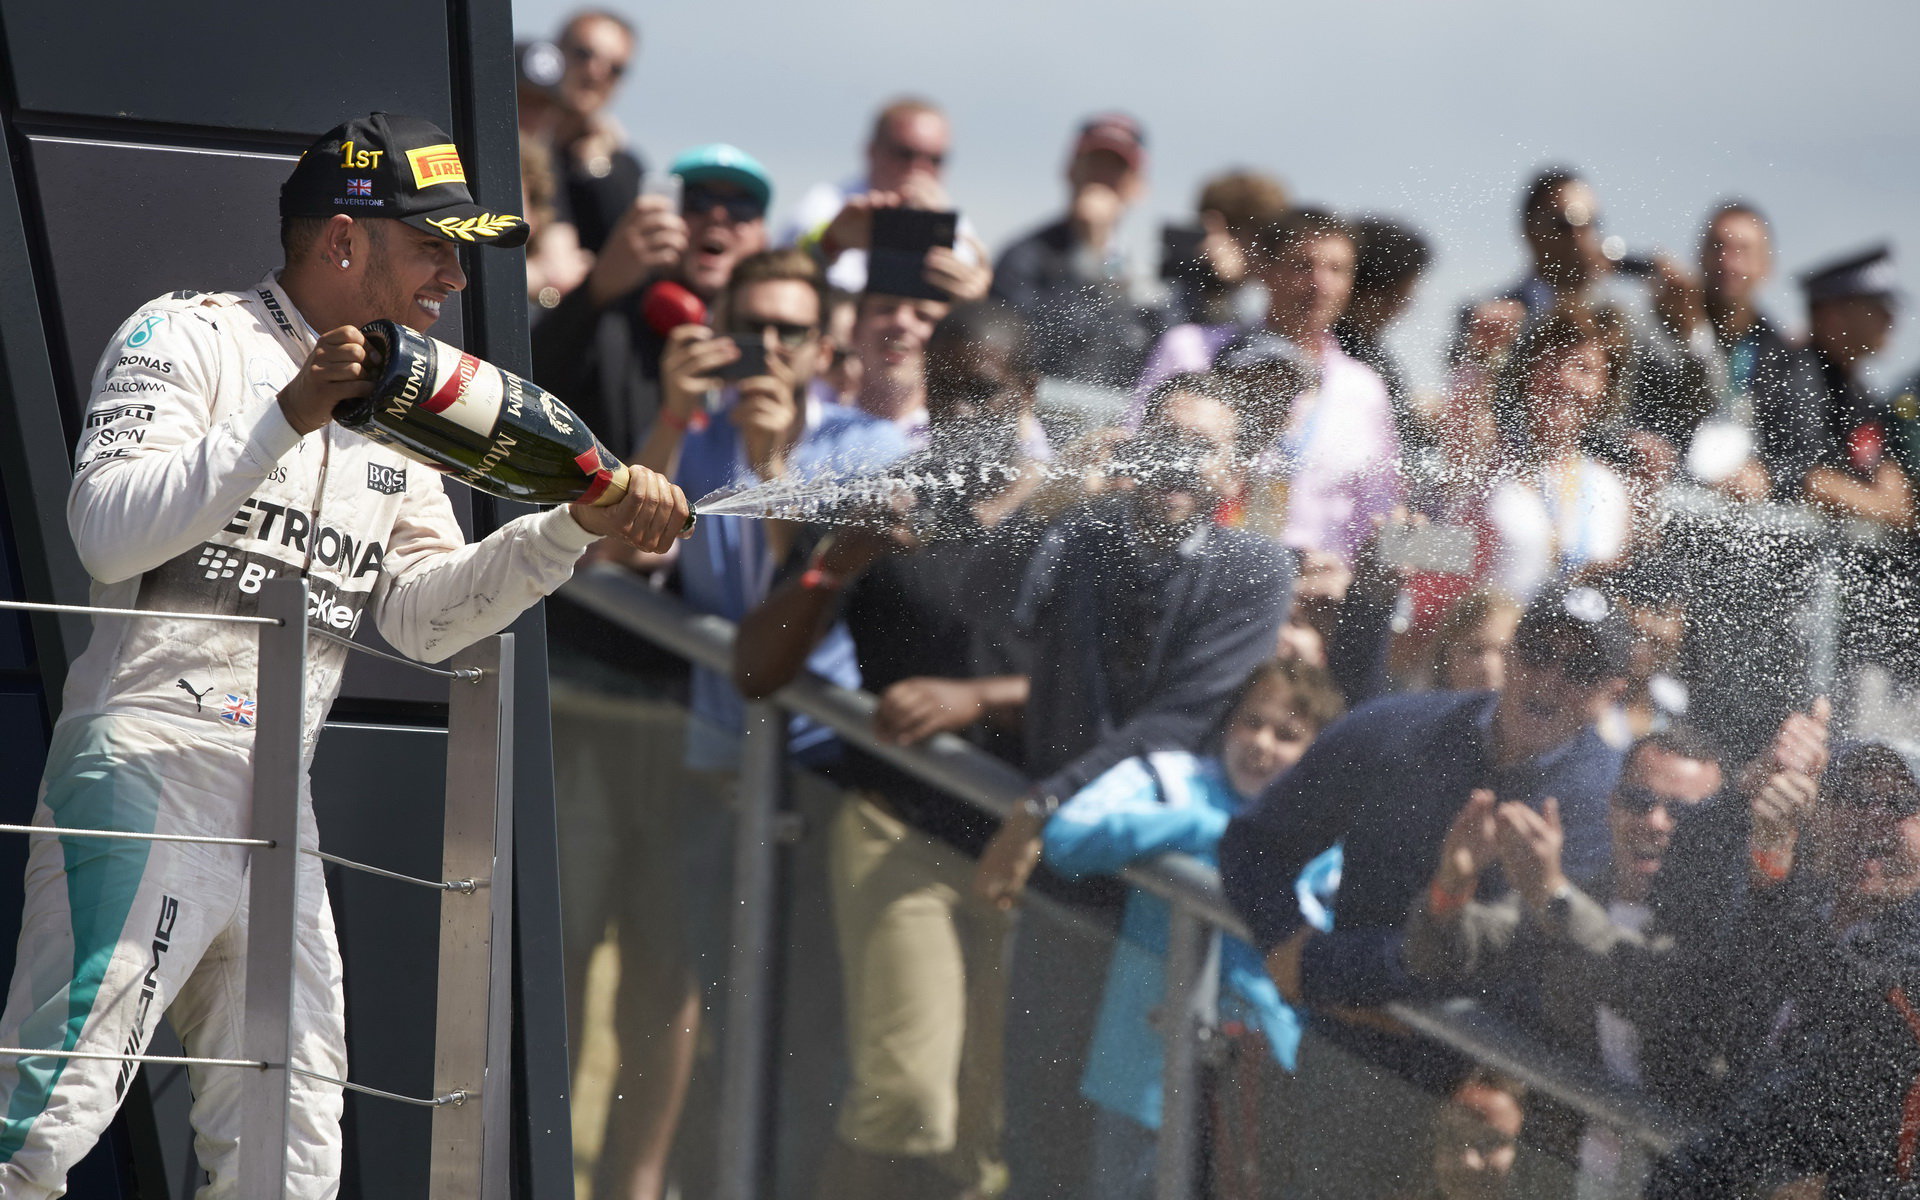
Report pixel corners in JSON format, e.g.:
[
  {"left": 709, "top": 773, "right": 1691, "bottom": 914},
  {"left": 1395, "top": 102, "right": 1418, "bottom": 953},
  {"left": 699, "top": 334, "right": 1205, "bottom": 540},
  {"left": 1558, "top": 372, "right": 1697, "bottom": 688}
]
[{"left": 218, "top": 695, "right": 256, "bottom": 727}]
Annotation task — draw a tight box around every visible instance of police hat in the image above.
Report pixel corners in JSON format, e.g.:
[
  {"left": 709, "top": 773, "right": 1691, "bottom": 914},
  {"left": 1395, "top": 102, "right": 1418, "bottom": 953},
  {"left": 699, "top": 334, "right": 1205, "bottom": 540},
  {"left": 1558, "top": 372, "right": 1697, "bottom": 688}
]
[
  {"left": 1798, "top": 243, "right": 1898, "bottom": 304},
  {"left": 280, "top": 112, "right": 530, "bottom": 248}
]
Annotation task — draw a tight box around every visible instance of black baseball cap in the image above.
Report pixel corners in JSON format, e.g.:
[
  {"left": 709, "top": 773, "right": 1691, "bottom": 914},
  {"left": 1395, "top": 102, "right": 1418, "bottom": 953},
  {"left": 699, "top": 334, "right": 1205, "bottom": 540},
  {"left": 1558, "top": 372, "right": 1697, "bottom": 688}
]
[{"left": 280, "top": 112, "right": 529, "bottom": 249}]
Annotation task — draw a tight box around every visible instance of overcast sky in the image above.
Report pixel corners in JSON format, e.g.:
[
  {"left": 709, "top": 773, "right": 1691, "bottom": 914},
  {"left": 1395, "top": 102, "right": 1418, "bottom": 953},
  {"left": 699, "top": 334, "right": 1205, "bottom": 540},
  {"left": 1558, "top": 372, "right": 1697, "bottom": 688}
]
[{"left": 513, "top": 0, "right": 1920, "bottom": 394}]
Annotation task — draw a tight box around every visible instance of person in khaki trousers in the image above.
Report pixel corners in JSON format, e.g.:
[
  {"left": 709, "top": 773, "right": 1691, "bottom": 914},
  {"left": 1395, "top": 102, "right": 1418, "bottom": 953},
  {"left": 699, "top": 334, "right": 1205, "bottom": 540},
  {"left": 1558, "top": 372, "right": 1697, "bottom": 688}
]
[{"left": 736, "top": 304, "right": 1050, "bottom": 1199}]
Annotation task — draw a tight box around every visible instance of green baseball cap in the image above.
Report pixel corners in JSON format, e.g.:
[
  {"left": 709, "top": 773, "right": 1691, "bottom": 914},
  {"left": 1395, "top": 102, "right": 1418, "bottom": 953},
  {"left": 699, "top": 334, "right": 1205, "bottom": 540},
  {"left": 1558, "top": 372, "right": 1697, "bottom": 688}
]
[{"left": 669, "top": 143, "right": 772, "bottom": 213}]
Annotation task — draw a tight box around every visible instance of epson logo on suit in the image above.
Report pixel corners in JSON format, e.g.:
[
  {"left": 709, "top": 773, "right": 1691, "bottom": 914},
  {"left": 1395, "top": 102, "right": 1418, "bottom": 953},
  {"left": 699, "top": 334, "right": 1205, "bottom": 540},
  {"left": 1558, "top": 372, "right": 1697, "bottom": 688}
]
[{"left": 366, "top": 462, "right": 406, "bottom": 495}]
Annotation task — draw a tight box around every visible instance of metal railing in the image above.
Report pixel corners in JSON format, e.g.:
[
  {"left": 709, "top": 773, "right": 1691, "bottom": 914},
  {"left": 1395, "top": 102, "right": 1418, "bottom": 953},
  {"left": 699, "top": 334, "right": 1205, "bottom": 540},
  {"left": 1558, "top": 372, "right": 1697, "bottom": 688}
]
[
  {"left": 561, "top": 563, "right": 1705, "bottom": 1199},
  {"left": 0, "top": 579, "right": 517, "bottom": 1198}
]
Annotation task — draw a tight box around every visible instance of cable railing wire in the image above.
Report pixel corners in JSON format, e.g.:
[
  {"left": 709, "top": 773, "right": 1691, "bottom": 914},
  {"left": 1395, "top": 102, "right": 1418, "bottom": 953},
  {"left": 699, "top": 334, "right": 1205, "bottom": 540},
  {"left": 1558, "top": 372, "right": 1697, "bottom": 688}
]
[
  {"left": 0, "top": 823, "right": 274, "bottom": 848},
  {"left": 308, "top": 848, "right": 477, "bottom": 893},
  {"left": 0, "top": 598, "right": 281, "bottom": 626},
  {"left": 0, "top": 598, "right": 484, "bottom": 681},
  {"left": 287, "top": 1066, "right": 469, "bottom": 1109},
  {"left": 311, "top": 627, "right": 486, "bottom": 681}
]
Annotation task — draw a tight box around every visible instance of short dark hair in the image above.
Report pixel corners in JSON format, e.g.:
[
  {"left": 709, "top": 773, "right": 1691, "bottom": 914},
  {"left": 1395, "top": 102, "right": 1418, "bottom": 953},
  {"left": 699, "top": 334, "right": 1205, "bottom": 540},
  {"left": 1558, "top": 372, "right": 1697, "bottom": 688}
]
[
  {"left": 280, "top": 215, "right": 329, "bottom": 264},
  {"left": 1824, "top": 743, "right": 1920, "bottom": 813},
  {"left": 1511, "top": 304, "right": 1605, "bottom": 373},
  {"left": 1349, "top": 215, "right": 1431, "bottom": 296},
  {"left": 1140, "top": 371, "right": 1238, "bottom": 430},
  {"left": 1247, "top": 206, "right": 1351, "bottom": 263},
  {"left": 725, "top": 248, "right": 827, "bottom": 326},
  {"left": 1625, "top": 725, "right": 1725, "bottom": 778},
  {"left": 279, "top": 214, "right": 391, "bottom": 265},
  {"left": 928, "top": 302, "right": 1038, "bottom": 383},
  {"left": 1521, "top": 166, "right": 1583, "bottom": 223}
]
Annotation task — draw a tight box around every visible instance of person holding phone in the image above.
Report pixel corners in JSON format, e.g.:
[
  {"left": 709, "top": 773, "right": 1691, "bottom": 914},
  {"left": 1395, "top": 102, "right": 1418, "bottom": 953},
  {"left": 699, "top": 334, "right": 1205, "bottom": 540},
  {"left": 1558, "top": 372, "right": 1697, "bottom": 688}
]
[
  {"left": 630, "top": 248, "right": 911, "bottom": 749},
  {"left": 1138, "top": 207, "right": 1406, "bottom": 570},
  {"left": 784, "top": 97, "right": 991, "bottom": 298},
  {"left": 530, "top": 143, "right": 774, "bottom": 466},
  {"left": 731, "top": 308, "right": 1057, "bottom": 1200},
  {"left": 1160, "top": 168, "right": 1290, "bottom": 328}
]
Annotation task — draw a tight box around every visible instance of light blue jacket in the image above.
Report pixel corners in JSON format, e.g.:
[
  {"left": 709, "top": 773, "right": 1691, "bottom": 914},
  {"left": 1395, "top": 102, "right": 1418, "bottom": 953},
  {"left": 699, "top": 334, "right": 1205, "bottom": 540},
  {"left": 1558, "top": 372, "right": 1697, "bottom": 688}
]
[{"left": 1043, "top": 750, "right": 1341, "bottom": 1130}]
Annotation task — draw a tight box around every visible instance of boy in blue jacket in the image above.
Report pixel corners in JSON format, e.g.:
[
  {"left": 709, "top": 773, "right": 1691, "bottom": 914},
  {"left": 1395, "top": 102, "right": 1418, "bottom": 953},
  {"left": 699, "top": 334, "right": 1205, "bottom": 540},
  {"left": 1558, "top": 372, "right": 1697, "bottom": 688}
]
[{"left": 1042, "top": 657, "right": 1348, "bottom": 1198}]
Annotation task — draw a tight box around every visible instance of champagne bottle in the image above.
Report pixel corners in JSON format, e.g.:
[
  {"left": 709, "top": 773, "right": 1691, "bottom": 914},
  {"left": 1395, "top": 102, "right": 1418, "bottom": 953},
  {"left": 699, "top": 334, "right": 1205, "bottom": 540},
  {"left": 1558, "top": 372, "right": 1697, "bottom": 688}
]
[{"left": 339, "top": 320, "right": 640, "bottom": 509}]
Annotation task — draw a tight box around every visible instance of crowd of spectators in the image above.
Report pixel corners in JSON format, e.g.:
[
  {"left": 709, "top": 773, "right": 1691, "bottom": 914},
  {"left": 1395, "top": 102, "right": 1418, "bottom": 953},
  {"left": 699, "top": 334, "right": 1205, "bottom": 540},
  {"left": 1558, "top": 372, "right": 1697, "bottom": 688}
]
[{"left": 519, "top": 11, "right": 1920, "bottom": 1200}]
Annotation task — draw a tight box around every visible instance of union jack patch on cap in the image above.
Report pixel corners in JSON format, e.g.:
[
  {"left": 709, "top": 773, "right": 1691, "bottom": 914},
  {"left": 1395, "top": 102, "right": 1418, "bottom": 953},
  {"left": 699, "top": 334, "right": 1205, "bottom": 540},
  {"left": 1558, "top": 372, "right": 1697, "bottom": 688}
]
[{"left": 346, "top": 178, "right": 373, "bottom": 196}]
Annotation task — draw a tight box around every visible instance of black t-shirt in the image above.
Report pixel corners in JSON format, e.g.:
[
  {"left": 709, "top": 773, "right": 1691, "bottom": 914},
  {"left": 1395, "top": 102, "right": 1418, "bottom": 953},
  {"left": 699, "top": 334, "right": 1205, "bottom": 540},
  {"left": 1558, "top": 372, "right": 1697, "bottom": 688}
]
[
  {"left": 1812, "top": 348, "right": 1893, "bottom": 479},
  {"left": 528, "top": 283, "right": 670, "bottom": 466},
  {"left": 556, "top": 146, "right": 644, "bottom": 256},
  {"left": 803, "top": 513, "right": 1042, "bottom": 855}
]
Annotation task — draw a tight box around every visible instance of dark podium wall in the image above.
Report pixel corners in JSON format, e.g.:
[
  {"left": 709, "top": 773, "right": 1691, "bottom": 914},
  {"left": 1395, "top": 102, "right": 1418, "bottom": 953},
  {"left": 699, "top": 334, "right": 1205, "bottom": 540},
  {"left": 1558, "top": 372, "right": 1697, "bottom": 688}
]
[{"left": 0, "top": 3, "right": 574, "bottom": 1196}]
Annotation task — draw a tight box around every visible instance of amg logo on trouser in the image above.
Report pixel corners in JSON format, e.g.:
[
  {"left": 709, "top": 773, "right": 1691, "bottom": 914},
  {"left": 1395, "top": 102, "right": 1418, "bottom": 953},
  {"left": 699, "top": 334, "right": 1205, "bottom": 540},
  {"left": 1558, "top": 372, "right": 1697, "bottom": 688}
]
[{"left": 115, "top": 895, "right": 178, "bottom": 1100}]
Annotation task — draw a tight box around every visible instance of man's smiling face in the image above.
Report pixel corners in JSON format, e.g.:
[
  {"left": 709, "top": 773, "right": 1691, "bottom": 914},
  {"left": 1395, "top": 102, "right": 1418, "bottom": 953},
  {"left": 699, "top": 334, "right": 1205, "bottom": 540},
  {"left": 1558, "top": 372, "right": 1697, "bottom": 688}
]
[{"left": 358, "top": 219, "right": 466, "bottom": 332}]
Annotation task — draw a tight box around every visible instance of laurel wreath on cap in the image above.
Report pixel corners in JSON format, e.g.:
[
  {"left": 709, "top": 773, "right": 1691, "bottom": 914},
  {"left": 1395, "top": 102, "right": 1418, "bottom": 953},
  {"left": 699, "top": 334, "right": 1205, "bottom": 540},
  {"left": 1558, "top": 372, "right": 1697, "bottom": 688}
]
[{"left": 426, "top": 212, "right": 523, "bottom": 241}]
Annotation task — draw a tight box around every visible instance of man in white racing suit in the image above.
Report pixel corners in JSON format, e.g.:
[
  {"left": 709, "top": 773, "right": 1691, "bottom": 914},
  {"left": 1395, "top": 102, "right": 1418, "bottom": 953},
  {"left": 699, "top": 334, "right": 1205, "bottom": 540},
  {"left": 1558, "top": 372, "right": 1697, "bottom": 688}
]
[{"left": 0, "top": 112, "right": 690, "bottom": 1197}]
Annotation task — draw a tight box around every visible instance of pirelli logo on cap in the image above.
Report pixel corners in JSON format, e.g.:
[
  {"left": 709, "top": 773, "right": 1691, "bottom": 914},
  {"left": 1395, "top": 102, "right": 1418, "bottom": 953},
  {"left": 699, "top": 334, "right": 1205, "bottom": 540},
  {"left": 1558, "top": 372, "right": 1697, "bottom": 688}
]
[{"left": 406, "top": 143, "right": 467, "bottom": 189}]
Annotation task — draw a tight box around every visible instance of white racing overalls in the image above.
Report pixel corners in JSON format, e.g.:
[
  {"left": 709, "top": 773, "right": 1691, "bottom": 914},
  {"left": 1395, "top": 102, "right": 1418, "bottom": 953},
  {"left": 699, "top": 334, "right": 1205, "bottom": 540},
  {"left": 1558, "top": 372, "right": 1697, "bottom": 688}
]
[{"left": 0, "top": 275, "right": 597, "bottom": 1197}]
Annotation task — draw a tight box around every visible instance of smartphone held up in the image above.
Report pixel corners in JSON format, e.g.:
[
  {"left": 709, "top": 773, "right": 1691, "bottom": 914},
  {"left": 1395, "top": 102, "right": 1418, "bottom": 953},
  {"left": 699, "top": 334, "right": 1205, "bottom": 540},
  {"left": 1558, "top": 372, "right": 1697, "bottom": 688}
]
[{"left": 868, "top": 207, "right": 959, "bottom": 300}]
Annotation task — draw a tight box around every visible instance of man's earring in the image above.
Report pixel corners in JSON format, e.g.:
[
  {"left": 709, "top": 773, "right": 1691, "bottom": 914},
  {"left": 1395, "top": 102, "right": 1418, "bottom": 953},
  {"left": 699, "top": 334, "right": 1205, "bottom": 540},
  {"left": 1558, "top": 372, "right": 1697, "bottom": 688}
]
[{"left": 340, "top": 259, "right": 351, "bottom": 269}]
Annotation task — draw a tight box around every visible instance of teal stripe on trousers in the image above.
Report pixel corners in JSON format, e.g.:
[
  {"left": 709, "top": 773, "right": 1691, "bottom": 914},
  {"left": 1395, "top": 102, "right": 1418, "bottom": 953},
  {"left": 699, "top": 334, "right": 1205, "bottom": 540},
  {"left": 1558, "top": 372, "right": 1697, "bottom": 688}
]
[{"left": 0, "top": 721, "right": 157, "bottom": 1163}]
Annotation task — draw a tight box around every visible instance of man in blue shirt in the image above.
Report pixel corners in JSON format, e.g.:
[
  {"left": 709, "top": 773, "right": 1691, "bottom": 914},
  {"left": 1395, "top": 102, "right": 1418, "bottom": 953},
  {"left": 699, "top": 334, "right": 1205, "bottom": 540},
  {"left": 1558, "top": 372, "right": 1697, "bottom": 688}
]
[
  {"left": 634, "top": 247, "right": 911, "bottom": 767},
  {"left": 1219, "top": 584, "right": 1629, "bottom": 1198}
]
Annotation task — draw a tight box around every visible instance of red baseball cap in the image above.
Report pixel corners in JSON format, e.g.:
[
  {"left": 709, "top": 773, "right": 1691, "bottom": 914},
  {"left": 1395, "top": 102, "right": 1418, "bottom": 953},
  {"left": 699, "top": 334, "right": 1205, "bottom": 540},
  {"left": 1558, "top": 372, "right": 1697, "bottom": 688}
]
[{"left": 1073, "top": 113, "right": 1147, "bottom": 171}]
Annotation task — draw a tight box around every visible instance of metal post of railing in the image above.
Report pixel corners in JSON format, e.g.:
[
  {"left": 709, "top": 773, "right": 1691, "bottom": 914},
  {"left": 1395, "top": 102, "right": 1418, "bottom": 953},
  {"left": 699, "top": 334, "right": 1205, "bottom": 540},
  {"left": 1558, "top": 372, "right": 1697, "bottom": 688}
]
[
  {"left": 482, "top": 638, "right": 516, "bottom": 1196},
  {"left": 1156, "top": 909, "right": 1220, "bottom": 1200},
  {"left": 717, "top": 701, "right": 784, "bottom": 1200},
  {"left": 238, "top": 577, "right": 307, "bottom": 1200},
  {"left": 430, "top": 633, "right": 514, "bottom": 1199}
]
